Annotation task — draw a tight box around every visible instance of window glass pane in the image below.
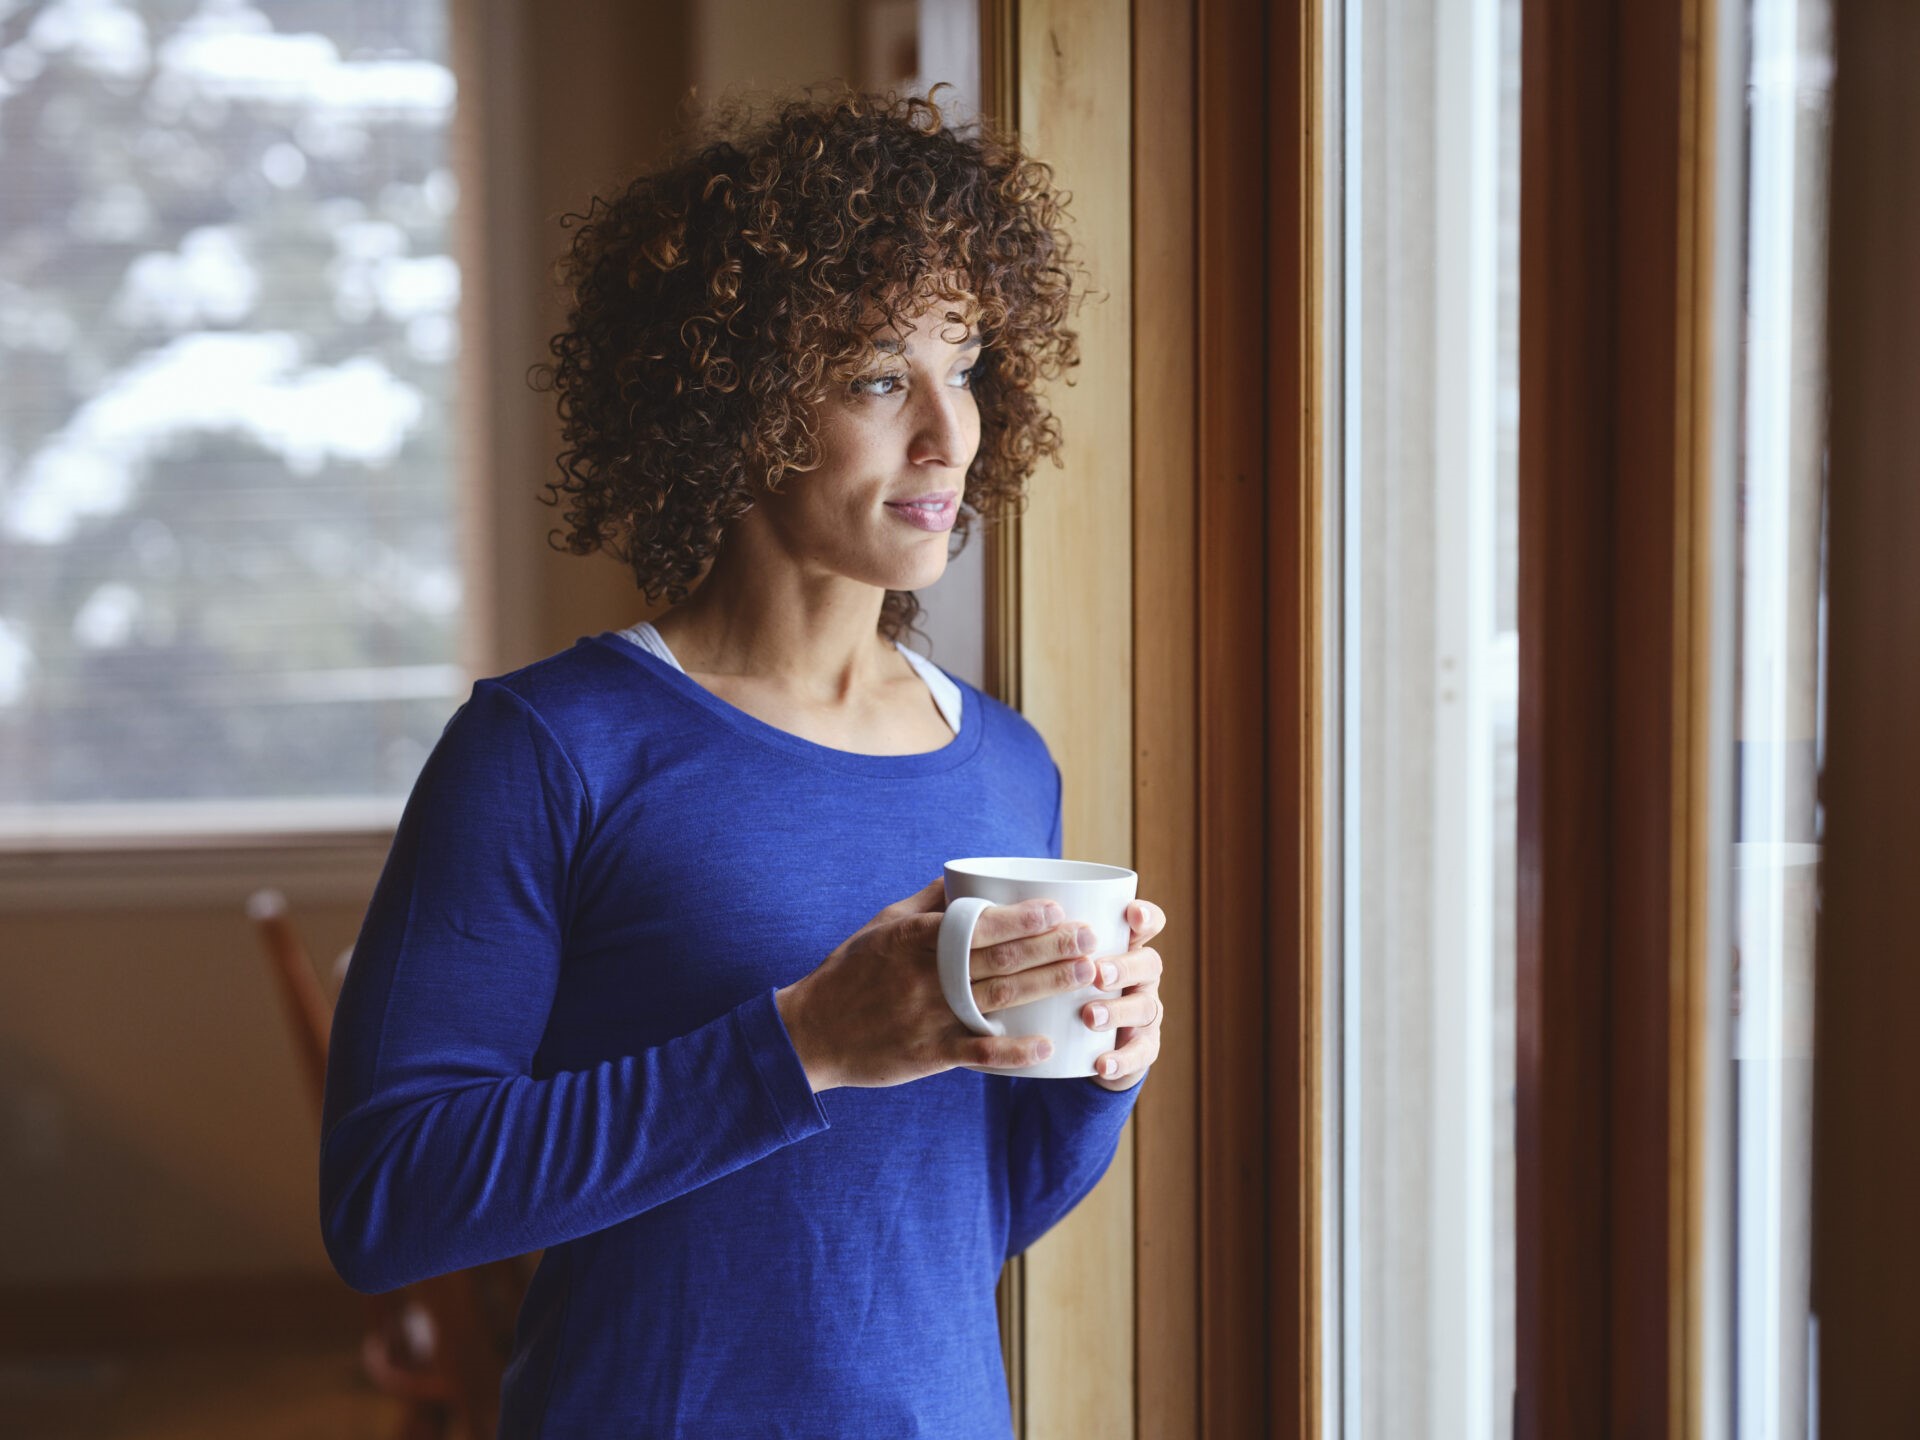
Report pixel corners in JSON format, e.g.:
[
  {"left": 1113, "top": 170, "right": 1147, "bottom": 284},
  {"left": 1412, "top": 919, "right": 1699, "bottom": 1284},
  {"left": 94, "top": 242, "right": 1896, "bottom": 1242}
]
[
  {"left": 1330, "top": 0, "right": 1520, "bottom": 1431},
  {"left": 1724, "top": 0, "right": 1830, "bottom": 1432},
  {"left": 0, "top": 0, "right": 463, "bottom": 833}
]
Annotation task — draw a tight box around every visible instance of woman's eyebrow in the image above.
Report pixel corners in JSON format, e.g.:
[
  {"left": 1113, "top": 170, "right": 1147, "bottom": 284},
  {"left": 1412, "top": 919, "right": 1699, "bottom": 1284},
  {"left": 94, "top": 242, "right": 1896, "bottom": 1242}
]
[{"left": 873, "top": 333, "right": 985, "bottom": 357}]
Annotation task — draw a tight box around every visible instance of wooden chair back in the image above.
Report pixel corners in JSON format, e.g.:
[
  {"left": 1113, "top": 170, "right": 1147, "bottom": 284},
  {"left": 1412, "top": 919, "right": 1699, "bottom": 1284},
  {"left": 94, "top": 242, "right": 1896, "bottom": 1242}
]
[{"left": 248, "top": 889, "right": 525, "bottom": 1440}]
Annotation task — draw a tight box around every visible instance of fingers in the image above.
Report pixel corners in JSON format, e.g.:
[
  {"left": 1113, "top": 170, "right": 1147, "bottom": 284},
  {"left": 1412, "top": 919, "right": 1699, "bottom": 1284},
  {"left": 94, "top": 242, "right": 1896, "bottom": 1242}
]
[
  {"left": 915, "top": 892, "right": 1096, "bottom": 984},
  {"left": 1083, "top": 945, "right": 1163, "bottom": 992},
  {"left": 879, "top": 876, "right": 951, "bottom": 920},
  {"left": 1092, "top": 989, "right": 1163, "bottom": 1082},
  {"left": 983, "top": 948, "right": 1159, "bottom": 1029},
  {"left": 968, "top": 897, "right": 1068, "bottom": 951},
  {"left": 1093, "top": 1024, "right": 1160, "bottom": 1082},
  {"left": 897, "top": 890, "right": 1165, "bottom": 951},
  {"left": 893, "top": 896, "right": 1071, "bottom": 974},
  {"left": 952, "top": 1031, "right": 1056, "bottom": 1071},
  {"left": 968, "top": 914, "right": 1100, "bottom": 983},
  {"left": 1126, "top": 898, "right": 1167, "bottom": 945},
  {"left": 1080, "top": 987, "right": 1159, "bottom": 1032},
  {"left": 973, "top": 954, "right": 1097, "bottom": 1016},
  {"left": 967, "top": 937, "right": 1161, "bottom": 1012}
]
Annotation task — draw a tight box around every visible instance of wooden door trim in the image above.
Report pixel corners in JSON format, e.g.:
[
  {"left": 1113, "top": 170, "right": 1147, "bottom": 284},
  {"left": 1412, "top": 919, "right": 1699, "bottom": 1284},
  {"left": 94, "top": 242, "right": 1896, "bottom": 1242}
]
[
  {"left": 981, "top": 5, "right": 1024, "bottom": 1419},
  {"left": 1814, "top": 1, "right": 1920, "bottom": 1427},
  {"left": 1132, "top": 0, "right": 1203, "bottom": 1432},
  {"left": 1267, "top": 0, "right": 1327, "bottom": 1434},
  {"left": 1515, "top": 0, "right": 1717, "bottom": 1433},
  {"left": 982, "top": 1, "right": 1137, "bottom": 1435},
  {"left": 1194, "top": 0, "right": 1273, "bottom": 1430}
]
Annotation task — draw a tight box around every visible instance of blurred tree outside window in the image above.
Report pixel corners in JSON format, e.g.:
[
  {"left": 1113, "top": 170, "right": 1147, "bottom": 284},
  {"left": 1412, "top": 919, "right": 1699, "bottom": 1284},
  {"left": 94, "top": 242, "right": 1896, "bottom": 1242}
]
[{"left": 0, "top": 0, "right": 463, "bottom": 838}]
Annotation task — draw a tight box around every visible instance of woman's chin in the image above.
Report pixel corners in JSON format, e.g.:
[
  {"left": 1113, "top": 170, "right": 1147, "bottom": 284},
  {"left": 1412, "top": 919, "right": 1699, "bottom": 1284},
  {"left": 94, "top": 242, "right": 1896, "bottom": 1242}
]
[{"left": 863, "top": 550, "right": 950, "bottom": 593}]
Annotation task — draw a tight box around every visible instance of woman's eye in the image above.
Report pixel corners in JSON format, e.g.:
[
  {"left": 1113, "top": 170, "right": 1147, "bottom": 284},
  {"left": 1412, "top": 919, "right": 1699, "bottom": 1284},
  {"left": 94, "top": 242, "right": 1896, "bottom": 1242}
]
[{"left": 851, "top": 367, "right": 976, "bottom": 397}]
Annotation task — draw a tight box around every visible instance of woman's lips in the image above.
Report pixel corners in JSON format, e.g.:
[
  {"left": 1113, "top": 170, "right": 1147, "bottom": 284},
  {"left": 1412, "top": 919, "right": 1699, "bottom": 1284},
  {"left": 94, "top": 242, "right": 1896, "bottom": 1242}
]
[{"left": 884, "top": 497, "right": 958, "bottom": 532}]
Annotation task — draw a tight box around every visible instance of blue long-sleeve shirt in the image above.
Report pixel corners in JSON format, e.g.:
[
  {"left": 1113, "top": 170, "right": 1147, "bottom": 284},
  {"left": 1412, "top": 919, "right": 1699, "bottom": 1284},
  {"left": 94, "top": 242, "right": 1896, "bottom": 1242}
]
[{"left": 318, "top": 631, "right": 1144, "bottom": 1437}]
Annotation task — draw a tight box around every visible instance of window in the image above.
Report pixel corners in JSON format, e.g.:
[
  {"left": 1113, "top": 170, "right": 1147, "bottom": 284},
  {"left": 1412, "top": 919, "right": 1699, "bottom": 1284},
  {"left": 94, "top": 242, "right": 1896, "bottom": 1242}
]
[
  {"left": 1717, "top": 0, "right": 1830, "bottom": 1431},
  {"left": 1326, "top": 0, "right": 1521, "bottom": 1431},
  {"left": 0, "top": 0, "right": 465, "bottom": 842}
]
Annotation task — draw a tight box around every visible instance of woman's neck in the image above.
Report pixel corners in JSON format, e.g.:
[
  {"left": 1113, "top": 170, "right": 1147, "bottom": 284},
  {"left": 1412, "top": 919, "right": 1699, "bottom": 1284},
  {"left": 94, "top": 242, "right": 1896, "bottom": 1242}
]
[{"left": 650, "top": 576, "right": 902, "bottom": 709}]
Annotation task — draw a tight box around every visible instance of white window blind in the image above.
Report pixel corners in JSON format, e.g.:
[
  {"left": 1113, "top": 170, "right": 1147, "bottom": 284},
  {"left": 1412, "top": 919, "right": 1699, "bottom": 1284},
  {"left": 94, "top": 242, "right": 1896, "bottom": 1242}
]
[{"left": 0, "top": 0, "right": 464, "bottom": 841}]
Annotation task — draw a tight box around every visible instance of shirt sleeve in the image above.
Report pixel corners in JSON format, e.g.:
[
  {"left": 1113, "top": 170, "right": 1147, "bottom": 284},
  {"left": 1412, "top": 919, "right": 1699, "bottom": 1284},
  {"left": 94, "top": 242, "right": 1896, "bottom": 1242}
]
[
  {"left": 1003, "top": 1072, "right": 1144, "bottom": 1258},
  {"left": 318, "top": 679, "right": 829, "bottom": 1295},
  {"left": 1000, "top": 755, "right": 1149, "bottom": 1260}
]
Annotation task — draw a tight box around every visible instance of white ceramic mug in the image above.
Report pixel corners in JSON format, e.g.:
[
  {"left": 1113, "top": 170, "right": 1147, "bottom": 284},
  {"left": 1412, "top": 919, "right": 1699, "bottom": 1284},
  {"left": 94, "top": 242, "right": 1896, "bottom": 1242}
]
[{"left": 938, "top": 857, "right": 1139, "bottom": 1079}]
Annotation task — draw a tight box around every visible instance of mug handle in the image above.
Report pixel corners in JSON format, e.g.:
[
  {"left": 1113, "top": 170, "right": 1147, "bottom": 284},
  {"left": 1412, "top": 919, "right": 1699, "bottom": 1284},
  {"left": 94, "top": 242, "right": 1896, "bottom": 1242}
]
[{"left": 937, "top": 895, "right": 1007, "bottom": 1037}]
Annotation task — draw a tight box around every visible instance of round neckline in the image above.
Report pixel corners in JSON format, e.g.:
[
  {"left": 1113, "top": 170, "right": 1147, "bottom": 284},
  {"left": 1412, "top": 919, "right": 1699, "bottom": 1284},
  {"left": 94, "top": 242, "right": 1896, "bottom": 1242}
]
[{"left": 587, "top": 630, "right": 985, "bottom": 777}]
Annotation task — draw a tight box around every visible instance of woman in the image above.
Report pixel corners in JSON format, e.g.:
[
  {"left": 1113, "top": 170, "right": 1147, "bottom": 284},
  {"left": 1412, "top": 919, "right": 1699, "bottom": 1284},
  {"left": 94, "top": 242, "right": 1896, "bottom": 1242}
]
[{"left": 319, "top": 87, "right": 1168, "bottom": 1435}]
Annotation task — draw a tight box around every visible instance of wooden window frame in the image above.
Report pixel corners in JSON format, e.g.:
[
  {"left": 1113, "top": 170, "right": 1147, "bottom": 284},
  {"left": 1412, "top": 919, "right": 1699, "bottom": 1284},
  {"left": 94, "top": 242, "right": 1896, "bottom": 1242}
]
[
  {"left": 1812, "top": 0, "right": 1920, "bottom": 1428},
  {"left": 1514, "top": 0, "right": 1720, "bottom": 1433}
]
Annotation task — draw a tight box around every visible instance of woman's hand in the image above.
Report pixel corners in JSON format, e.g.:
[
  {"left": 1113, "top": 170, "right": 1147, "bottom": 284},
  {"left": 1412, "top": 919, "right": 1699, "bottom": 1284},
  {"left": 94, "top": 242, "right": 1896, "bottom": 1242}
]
[
  {"left": 1084, "top": 899, "right": 1166, "bottom": 1091},
  {"left": 774, "top": 877, "right": 1111, "bottom": 1092}
]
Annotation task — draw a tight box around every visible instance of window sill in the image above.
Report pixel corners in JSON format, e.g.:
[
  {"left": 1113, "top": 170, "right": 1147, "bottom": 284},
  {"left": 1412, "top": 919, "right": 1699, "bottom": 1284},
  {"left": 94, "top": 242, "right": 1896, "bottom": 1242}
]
[{"left": 0, "top": 802, "right": 400, "bottom": 911}]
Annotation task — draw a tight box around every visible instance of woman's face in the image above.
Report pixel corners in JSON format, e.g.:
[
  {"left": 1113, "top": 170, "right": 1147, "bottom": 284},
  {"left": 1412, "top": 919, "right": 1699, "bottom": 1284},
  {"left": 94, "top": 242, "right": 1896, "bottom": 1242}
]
[{"left": 754, "top": 302, "right": 983, "bottom": 594}]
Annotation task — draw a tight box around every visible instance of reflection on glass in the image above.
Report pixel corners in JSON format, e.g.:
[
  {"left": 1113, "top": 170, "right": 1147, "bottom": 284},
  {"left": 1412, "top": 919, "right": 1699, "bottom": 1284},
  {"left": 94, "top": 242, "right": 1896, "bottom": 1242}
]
[{"left": 1728, "top": 0, "right": 1830, "bottom": 1436}]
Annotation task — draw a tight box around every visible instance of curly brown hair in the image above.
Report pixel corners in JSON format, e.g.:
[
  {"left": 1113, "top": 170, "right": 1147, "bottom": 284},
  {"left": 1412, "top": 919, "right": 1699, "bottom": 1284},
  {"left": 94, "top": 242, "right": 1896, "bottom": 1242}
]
[{"left": 528, "top": 84, "right": 1087, "bottom": 648}]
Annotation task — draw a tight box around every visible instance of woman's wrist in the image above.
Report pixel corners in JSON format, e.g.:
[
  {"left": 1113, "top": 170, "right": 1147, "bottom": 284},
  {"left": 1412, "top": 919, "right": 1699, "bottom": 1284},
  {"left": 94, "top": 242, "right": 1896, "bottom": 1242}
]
[{"left": 774, "top": 979, "right": 838, "bottom": 1093}]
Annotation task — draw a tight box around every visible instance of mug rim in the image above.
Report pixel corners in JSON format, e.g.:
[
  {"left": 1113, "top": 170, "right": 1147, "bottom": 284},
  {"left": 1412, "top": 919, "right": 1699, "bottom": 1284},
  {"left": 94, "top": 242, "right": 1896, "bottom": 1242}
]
[{"left": 943, "top": 856, "right": 1137, "bottom": 884}]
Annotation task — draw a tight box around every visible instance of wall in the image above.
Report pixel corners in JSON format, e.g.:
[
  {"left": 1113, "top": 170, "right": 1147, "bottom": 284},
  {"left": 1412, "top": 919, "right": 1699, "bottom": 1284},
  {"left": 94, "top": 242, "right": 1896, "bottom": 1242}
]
[{"left": 695, "top": 0, "right": 861, "bottom": 109}]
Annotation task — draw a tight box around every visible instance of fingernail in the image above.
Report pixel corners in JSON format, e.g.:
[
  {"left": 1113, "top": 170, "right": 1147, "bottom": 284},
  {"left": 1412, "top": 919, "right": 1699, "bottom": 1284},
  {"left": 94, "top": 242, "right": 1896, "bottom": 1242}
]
[
  {"left": 1075, "top": 926, "right": 1098, "bottom": 954},
  {"left": 1098, "top": 961, "right": 1119, "bottom": 987},
  {"left": 1043, "top": 903, "right": 1064, "bottom": 926},
  {"left": 1100, "top": 1056, "right": 1119, "bottom": 1077},
  {"left": 1037, "top": 1039, "right": 1055, "bottom": 1060},
  {"left": 1088, "top": 1004, "right": 1110, "bottom": 1029},
  {"left": 1072, "top": 959, "right": 1095, "bottom": 984}
]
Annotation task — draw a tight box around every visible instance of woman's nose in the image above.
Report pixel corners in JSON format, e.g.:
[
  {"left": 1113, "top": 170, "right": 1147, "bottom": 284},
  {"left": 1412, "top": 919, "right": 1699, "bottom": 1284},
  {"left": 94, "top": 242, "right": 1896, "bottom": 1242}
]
[{"left": 907, "top": 384, "right": 973, "bottom": 468}]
